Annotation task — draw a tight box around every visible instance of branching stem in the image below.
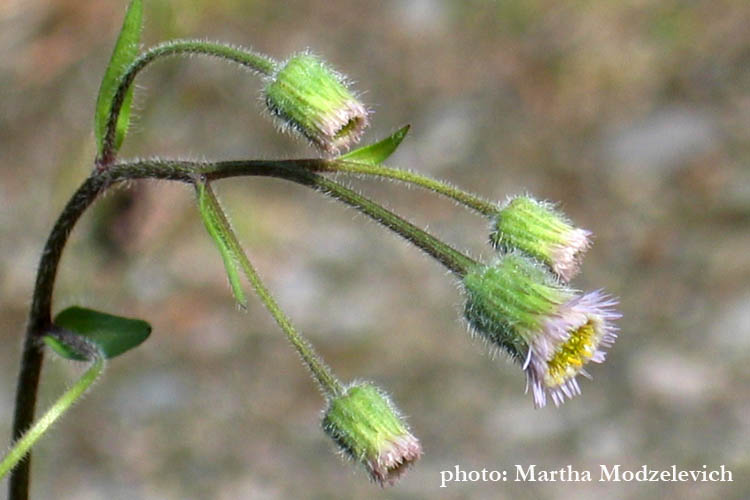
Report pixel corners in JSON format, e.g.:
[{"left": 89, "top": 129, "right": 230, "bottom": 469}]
[
  {"left": 321, "top": 159, "right": 499, "bottom": 216},
  {"left": 9, "top": 157, "right": 478, "bottom": 499}
]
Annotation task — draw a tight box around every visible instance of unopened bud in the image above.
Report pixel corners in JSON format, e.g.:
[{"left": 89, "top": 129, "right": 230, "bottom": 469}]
[
  {"left": 490, "top": 195, "right": 591, "bottom": 281},
  {"left": 263, "top": 53, "right": 369, "bottom": 155},
  {"left": 322, "top": 382, "right": 422, "bottom": 486}
]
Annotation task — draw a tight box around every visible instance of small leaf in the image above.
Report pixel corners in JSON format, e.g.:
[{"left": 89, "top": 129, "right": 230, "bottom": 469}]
[
  {"left": 94, "top": 0, "right": 143, "bottom": 155},
  {"left": 48, "top": 306, "right": 151, "bottom": 360},
  {"left": 196, "top": 182, "right": 248, "bottom": 307},
  {"left": 338, "top": 124, "right": 410, "bottom": 164}
]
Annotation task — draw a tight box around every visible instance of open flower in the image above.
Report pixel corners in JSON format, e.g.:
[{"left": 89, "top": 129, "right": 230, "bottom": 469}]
[
  {"left": 490, "top": 195, "right": 591, "bottom": 282},
  {"left": 463, "top": 253, "right": 619, "bottom": 408},
  {"left": 322, "top": 382, "right": 422, "bottom": 486},
  {"left": 263, "top": 53, "right": 369, "bottom": 155}
]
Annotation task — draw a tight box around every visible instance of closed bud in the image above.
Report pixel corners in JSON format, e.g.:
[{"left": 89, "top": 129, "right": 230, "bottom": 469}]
[
  {"left": 463, "top": 253, "right": 620, "bottom": 408},
  {"left": 322, "top": 382, "right": 422, "bottom": 486},
  {"left": 263, "top": 53, "right": 369, "bottom": 155},
  {"left": 490, "top": 195, "right": 591, "bottom": 282}
]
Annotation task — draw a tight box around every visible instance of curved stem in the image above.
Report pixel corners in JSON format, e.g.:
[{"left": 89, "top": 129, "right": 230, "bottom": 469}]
[
  {"left": 99, "top": 40, "right": 277, "bottom": 164},
  {"left": 198, "top": 182, "right": 344, "bottom": 397},
  {"left": 1, "top": 356, "right": 105, "bottom": 481},
  {"left": 8, "top": 175, "right": 108, "bottom": 500},
  {"left": 320, "top": 159, "right": 499, "bottom": 216}
]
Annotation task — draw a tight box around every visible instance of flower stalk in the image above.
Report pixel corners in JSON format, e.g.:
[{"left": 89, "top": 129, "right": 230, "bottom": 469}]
[
  {"left": 196, "top": 181, "right": 344, "bottom": 397},
  {"left": 2, "top": 337, "right": 105, "bottom": 482},
  {"left": 99, "top": 40, "right": 278, "bottom": 165},
  {"left": 317, "top": 159, "right": 499, "bottom": 216}
]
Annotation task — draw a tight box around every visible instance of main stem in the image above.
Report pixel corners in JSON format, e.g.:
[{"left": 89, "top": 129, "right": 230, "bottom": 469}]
[{"left": 8, "top": 175, "right": 108, "bottom": 500}]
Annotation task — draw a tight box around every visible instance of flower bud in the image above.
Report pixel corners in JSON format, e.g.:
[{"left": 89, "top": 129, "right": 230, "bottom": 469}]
[
  {"left": 322, "top": 382, "right": 422, "bottom": 486},
  {"left": 263, "top": 53, "right": 369, "bottom": 155},
  {"left": 490, "top": 195, "right": 591, "bottom": 282},
  {"left": 463, "top": 253, "right": 619, "bottom": 408}
]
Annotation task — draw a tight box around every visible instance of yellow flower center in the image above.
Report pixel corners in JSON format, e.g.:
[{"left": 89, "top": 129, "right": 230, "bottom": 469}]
[{"left": 544, "top": 320, "right": 598, "bottom": 387}]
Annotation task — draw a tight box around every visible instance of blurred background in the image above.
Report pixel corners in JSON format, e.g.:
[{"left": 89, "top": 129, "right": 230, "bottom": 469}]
[{"left": 1, "top": 0, "right": 749, "bottom": 498}]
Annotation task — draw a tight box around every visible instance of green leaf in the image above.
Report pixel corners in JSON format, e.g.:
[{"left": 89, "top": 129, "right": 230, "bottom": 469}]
[
  {"left": 196, "top": 182, "right": 248, "bottom": 307},
  {"left": 338, "top": 124, "right": 410, "bottom": 164},
  {"left": 94, "top": 0, "right": 143, "bottom": 155},
  {"left": 47, "top": 306, "right": 151, "bottom": 360}
]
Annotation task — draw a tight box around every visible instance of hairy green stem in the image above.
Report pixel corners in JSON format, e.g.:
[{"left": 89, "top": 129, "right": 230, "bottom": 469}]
[
  {"left": 270, "top": 167, "right": 478, "bottom": 275},
  {"left": 105, "top": 158, "right": 478, "bottom": 274},
  {"left": 321, "top": 159, "right": 499, "bottom": 216},
  {"left": 99, "top": 40, "right": 277, "bottom": 164},
  {"left": 2, "top": 355, "right": 105, "bottom": 481},
  {"left": 198, "top": 182, "right": 344, "bottom": 396}
]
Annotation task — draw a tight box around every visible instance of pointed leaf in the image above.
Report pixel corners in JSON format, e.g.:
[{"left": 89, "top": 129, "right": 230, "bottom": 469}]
[
  {"left": 338, "top": 124, "right": 410, "bottom": 164},
  {"left": 94, "top": 0, "right": 143, "bottom": 154},
  {"left": 47, "top": 306, "right": 151, "bottom": 360},
  {"left": 196, "top": 182, "right": 248, "bottom": 307}
]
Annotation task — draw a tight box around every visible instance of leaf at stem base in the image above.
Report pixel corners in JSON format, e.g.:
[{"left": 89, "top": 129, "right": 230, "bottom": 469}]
[{"left": 47, "top": 306, "right": 151, "bottom": 360}]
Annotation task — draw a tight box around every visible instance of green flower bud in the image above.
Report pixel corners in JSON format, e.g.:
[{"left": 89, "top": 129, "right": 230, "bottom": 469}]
[
  {"left": 263, "top": 53, "right": 369, "bottom": 155},
  {"left": 463, "top": 253, "right": 619, "bottom": 408},
  {"left": 490, "top": 195, "right": 591, "bottom": 281},
  {"left": 322, "top": 382, "right": 422, "bottom": 486}
]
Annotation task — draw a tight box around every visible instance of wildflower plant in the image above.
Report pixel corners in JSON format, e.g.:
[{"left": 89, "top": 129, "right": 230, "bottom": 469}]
[{"left": 2, "top": 1, "right": 620, "bottom": 497}]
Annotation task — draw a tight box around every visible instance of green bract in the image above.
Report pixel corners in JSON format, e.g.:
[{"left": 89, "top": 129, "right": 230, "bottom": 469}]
[
  {"left": 339, "top": 125, "right": 410, "bottom": 164},
  {"left": 196, "top": 182, "right": 248, "bottom": 308},
  {"left": 463, "top": 253, "right": 573, "bottom": 360}
]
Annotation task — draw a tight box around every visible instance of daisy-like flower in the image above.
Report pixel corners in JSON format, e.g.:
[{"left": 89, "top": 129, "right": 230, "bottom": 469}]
[
  {"left": 322, "top": 382, "right": 422, "bottom": 486},
  {"left": 490, "top": 195, "right": 592, "bottom": 282},
  {"left": 463, "top": 253, "right": 619, "bottom": 408},
  {"left": 263, "top": 53, "right": 369, "bottom": 155}
]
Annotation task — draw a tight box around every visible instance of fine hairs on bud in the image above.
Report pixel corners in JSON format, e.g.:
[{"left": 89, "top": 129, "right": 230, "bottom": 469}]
[
  {"left": 322, "top": 382, "right": 422, "bottom": 486},
  {"left": 490, "top": 195, "right": 592, "bottom": 282},
  {"left": 463, "top": 253, "right": 619, "bottom": 408},
  {"left": 262, "top": 52, "right": 369, "bottom": 155}
]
